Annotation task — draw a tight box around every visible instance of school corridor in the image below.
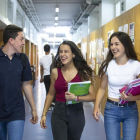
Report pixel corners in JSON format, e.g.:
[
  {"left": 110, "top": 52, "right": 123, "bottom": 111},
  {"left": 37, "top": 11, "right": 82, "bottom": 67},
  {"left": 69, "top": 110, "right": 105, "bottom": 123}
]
[{"left": 22, "top": 79, "right": 106, "bottom": 140}]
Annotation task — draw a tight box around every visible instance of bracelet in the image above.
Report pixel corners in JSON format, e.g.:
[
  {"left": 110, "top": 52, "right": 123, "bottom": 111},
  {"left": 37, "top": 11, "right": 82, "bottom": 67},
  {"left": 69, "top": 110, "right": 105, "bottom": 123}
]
[
  {"left": 41, "top": 115, "right": 46, "bottom": 118},
  {"left": 74, "top": 95, "right": 77, "bottom": 101},
  {"left": 77, "top": 96, "right": 79, "bottom": 101},
  {"left": 41, "top": 111, "right": 48, "bottom": 118},
  {"left": 75, "top": 96, "right": 79, "bottom": 102}
]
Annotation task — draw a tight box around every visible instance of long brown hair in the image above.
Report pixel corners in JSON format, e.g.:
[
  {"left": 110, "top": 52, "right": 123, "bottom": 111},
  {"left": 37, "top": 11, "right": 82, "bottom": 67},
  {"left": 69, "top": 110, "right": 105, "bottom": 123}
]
[
  {"left": 99, "top": 31, "right": 138, "bottom": 77},
  {"left": 53, "top": 40, "right": 95, "bottom": 81}
]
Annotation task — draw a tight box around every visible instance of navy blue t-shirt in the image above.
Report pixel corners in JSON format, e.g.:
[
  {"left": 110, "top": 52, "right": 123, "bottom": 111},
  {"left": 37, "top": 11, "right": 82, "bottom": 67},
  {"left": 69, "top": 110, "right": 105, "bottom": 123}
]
[{"left": 0, "top": 48, "right": 32, "bottom": 122}]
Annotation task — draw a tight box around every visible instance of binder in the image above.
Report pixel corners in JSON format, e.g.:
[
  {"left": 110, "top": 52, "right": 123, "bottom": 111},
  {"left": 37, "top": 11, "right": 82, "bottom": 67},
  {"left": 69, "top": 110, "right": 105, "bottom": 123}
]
[
  {"left": 66, "top": 81, "right": 91, "bottom": 105},
  {"left": 119, "top": 78, "right": 140, "bottom": 104}
]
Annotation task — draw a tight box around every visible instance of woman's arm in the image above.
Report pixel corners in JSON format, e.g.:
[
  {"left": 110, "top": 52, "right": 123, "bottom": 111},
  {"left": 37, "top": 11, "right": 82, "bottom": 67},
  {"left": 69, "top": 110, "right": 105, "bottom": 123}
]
[
  {"left": 93, "top": 74, "right": 108, "bottom": 121},
  {"left": 40, "top": 68, "right": 57, "bottom": 129}
]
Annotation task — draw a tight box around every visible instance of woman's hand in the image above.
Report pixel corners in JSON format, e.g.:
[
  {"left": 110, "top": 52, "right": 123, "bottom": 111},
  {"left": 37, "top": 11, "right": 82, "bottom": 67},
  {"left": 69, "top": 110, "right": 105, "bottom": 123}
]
[
  {"left": 121, "top": 91, "right": 133, "bottom": 101},
  {"left": 40, "top": 116, "right": 47, "bottom": 129},
  {"left": 93, "top": 107, "right": 100, "bottom": 122},
  {"left": 65, "top": 91, "right": 75, "bottom": 101}
]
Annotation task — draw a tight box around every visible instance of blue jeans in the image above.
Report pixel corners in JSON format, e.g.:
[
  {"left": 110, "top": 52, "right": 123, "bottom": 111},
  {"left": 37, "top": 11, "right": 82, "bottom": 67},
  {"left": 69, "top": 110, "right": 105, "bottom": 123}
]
[
  {"left": 104, "top": 101, "right": 139, "bottom": 140},
  {"left": 0, "top": 120, "right": 25, "bottom": 140},
  {"left": 51, "top": 101, "right": 85, "bottom": 140}
]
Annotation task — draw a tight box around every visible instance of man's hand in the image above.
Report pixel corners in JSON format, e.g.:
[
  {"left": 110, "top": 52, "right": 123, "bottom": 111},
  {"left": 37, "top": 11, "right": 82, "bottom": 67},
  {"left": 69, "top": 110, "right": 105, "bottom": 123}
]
[
  {"left": 30, "top": 110, "right": 38, "bottom": 124},
  {"left": 40, "top": 78, "right": 44, "bottom": 83}
]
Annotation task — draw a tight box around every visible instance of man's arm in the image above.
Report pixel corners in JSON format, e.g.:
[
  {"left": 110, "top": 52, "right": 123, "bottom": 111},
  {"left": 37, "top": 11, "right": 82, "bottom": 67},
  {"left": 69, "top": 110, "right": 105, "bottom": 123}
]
[
  {"left": 40, "top": 65, "right": 44, "bottom": 83},
  {"left": 22, "top": 81, "right": 38, "bottom": 124}
]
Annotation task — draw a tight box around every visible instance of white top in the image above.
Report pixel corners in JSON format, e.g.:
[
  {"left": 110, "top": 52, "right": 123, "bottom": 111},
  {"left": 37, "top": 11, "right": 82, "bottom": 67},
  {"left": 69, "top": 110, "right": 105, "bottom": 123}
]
[
  {"left": 40, "top": 55, "right": 52, "bottom": 76},
  {"left": 105, "top": 59, "right": 140, "bottom": 99}
]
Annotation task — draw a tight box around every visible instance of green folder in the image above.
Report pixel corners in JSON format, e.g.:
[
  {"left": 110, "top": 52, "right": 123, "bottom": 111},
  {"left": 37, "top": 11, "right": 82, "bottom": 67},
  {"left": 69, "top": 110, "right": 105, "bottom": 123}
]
[{"left": 66, "top": 81, "right": 91, "bottom": 105}]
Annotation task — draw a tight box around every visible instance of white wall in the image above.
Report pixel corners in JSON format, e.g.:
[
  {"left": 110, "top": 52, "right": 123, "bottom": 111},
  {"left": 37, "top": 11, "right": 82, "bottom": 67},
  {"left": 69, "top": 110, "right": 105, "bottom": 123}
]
[
  {"left": 75, "top": 26, "right": 82, "bottom": 43},
  {"left": 99, "top": 3, "right": 101, "bottom": 27},
  {"left": 88, "top": 10, "right": 99, "bottom": 34},
  {"left": 0, "top": 0, "right": 11, "bottom": 25},
  {"left": 72, "top": 21, "right": 88, "bottom": 44},
  {"left": 100, "top": 0, "right": 115, "bottom": 26},
  {"left": 81, "top": 21, "right": 88, "bottom": 38},
  {"left": 115, "top": 1, "right": 120, "bottom": 17},
  {"left": 0, "top": 0, "right": 6, "bottom": 17},
  {"left": 72, "top": 32, "right": 77, "bottom": 44},
  {"left": 126, "top": 0, "right": 140, "bottom": 11},
  {"left": 120, "top": 0, "right": 140, "bottom": 14}
]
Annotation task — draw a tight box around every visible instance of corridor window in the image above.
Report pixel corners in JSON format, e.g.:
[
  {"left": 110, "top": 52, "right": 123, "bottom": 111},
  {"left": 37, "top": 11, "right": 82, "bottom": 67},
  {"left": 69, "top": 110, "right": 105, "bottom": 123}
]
[{"left": 7, "top": 0, "right": 13, "bottom": 23}]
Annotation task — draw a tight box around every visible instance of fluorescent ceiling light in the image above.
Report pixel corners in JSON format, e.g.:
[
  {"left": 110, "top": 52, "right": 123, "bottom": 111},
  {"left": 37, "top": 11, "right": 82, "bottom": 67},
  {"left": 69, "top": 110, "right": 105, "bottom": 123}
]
[
  {"left": 43, "top": 26, "right": 72, "bottom": 41},
  {"left": 55, "top": 7, "right": 59, "bottom": 12},
  {"left": 44, "top": 41, "right": 48, "bottom": 44},
  {"left": 43, "top": 26, "right": 70, "bottom": 34},
  {"left": 40, "top": 33, "right": 49, "bottom": 40},
  {"left": 46, "top": 37, "right": 64, "bottom": 42},
  {"left": 55, "top": 23, "right": 57, "bottom": 26},
  {"left": 55, "top": 16, "right": 58, "bottom": 20},
  {"left": 23, "top": 27, "right": 26, "bottom": 34}
]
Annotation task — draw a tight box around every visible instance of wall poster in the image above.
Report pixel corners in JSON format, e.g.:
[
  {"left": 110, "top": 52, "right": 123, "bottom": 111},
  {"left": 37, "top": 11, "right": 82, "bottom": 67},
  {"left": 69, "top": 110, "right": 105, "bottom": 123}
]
[{"left": 129, "top": 22, "right": 135, "bottom": 45}]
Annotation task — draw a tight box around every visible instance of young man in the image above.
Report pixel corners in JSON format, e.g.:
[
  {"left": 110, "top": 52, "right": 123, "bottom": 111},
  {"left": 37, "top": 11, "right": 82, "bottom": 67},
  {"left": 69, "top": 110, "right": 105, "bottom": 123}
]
[
  {"left": 0, "top": 24, "right": 38, "bottom": 140},
  {"left": 40, "top": 44, "right": 55, "bottom": 110}
]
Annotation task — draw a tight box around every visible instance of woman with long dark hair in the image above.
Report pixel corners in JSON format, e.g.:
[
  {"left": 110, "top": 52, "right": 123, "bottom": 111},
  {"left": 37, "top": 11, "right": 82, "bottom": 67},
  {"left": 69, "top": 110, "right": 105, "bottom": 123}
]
[
  {"left": 93, "top": 31, "right": 140, "bottom": 140},
  {"left": 40, "top": 40, "right": 95, "bottom": 140}
]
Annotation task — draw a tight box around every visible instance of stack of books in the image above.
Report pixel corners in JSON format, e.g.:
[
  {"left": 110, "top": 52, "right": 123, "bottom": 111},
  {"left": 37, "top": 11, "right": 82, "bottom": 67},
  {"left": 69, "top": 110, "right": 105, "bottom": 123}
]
[{"left": 119, "top": 78, "right": 140, "bottom": 104}]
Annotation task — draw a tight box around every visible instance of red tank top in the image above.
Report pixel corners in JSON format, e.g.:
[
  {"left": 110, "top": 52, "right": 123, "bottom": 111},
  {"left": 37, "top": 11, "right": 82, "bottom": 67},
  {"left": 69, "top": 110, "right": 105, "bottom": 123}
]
[{"left": 55, "top": 68, "right": 81, "bottom": 102}]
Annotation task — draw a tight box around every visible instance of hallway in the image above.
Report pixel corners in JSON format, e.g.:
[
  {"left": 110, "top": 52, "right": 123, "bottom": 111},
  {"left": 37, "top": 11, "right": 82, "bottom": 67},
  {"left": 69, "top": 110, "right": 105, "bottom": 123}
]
[{"left": 22, "top": 79, "right": 106, "bottom": 140}]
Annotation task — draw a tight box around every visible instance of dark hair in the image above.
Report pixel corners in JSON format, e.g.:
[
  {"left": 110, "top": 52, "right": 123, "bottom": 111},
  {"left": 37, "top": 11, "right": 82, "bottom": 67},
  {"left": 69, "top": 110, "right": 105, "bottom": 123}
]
[
  {"left": 44, "top": 44, "right": 50, "bottom": 52},
  {"left": 3, "top": 24, "right": 23, "bottom": 45},
  {"left": 53, "top": 40, "right": 94, "bottom": 81},
  {"left": 99, "top": 31, "right": 138, "bottom": 77}
]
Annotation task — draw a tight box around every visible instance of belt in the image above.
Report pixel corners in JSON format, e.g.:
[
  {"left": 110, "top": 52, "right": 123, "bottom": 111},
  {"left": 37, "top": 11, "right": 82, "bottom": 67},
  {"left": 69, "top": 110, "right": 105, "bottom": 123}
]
[
  {"left": 107, "top": 98, "right": 136, "bottom": 107},
  {"left": 55, "top": 101, "right": 83, "bottom": 107}
]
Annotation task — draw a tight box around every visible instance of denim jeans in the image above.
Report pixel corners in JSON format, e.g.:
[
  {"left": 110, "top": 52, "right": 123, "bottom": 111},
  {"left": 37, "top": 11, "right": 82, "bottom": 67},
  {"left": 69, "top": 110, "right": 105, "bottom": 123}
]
[
  {"left": 0, "top": 120, "right": 25, "bottom": 140},
  {"left": 51, "top": 101, "right": 85, "bottom": 140},
  {"left": 104, "top": 101, "right": 139, "bottom": 140}
]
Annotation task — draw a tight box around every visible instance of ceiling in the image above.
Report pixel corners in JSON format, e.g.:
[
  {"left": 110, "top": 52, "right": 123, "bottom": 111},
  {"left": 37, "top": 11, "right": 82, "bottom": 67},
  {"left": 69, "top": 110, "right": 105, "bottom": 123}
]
[
  {"left": 0, "top": 0, "right": 101, "bottom": 48},
  {"left": 18, "top": 0, "right": 101, "bottom": 48},
  {"left": 32, "top": 0, "right": 87, "bottom": 47}
]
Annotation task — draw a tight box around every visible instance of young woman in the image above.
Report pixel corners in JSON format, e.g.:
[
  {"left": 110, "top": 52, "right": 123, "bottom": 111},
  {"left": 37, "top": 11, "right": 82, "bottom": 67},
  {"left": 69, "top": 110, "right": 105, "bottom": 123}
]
[
  {"left": 93, "top": 31, "right": 140, "bottom": 140},
  {"left": 40, "top": 40, "right": 95, "bottom": 140}
]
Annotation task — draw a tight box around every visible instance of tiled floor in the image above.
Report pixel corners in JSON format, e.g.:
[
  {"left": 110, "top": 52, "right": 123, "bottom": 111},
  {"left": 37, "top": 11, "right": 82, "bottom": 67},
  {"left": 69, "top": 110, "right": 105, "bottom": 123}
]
[{"left": 22, "top": 79, "right": 106, "bottom": 140}]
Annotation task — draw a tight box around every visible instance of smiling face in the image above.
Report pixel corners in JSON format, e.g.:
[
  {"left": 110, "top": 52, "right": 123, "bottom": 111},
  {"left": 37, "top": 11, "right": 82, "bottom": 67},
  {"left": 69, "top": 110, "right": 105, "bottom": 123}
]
[
  {"left": 11, "top": 32, "right": 25, "bottom": 53},
  {"left": 59, "top": 44, "right": 75, "bottom": 65},
  {"left": 110, "top": 36, "right": 126, "bottom": 59}
]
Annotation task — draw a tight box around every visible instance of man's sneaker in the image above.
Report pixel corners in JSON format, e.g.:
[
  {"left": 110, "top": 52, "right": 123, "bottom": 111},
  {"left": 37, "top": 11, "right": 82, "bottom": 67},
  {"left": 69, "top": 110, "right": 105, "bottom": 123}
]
[
  {"left": 48, "top": 107, "right": 52, "bottom": 111},
  {"left": 51, "top": 102, "right": 55, "bottom": 107}
]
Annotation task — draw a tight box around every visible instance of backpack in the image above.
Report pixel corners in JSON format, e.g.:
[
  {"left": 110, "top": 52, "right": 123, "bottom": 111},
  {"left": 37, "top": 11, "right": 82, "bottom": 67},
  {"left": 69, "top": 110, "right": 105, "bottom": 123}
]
[{"left": 20, "top": 53, "right": 27, "bottom": 70}]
